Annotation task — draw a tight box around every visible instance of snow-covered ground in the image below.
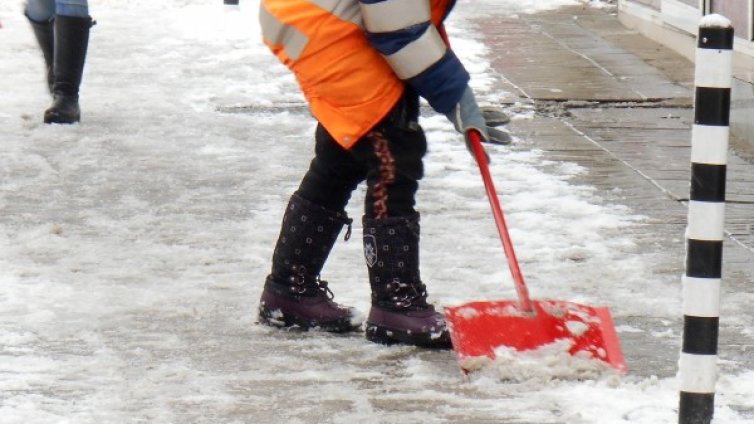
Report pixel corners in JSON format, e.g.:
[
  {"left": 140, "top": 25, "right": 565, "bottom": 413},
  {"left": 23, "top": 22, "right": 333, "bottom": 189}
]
[{"left": 1, "top": 0, "right": 752, "bottom": 422}]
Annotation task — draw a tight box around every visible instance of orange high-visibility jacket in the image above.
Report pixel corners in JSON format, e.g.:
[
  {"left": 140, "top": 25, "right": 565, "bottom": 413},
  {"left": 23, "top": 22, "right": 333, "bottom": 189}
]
[{"left": 260, "top": 0, "right": 468, "bottom": 149}]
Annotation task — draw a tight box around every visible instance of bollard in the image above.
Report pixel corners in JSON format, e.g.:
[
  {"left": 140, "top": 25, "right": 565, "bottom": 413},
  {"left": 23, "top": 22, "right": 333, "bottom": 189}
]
[{"left": 678, "top": 14, "right": 734, "bottom": 424}]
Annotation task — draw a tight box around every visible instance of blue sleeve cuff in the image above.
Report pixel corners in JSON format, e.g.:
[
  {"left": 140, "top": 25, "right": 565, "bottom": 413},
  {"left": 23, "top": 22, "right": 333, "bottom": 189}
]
[{"left": 407, "top": 50, "right": 469, "bottom": 114}]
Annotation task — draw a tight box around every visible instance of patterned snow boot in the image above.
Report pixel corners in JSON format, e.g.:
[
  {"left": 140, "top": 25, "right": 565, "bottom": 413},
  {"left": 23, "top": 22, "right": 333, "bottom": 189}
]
[
  {"left": 363, "top": 214, "right": 452, "bottom": 349},
  {"left": 258, "top": 194, "right": 363, "bottom": 332}
]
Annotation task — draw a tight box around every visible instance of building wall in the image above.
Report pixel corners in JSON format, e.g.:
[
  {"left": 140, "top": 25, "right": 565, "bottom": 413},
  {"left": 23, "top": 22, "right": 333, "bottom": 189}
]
[{"left": 710, "top": 0, "right": 751, "bottom": 40}]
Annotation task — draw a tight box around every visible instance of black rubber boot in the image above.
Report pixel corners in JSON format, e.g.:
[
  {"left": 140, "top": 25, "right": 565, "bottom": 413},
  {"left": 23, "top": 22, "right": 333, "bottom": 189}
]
[
  {"left": 44, "top": 15, "right": 92, "bottom": 124},
  {"left": 26, "top": 15, "right": 54, "bottom": 92},
  {"left": 363, "top": 214, "right": 452, "bottom": 349},
  {"left": 258, "top": 194, "right": 363, "bottom": 332}
]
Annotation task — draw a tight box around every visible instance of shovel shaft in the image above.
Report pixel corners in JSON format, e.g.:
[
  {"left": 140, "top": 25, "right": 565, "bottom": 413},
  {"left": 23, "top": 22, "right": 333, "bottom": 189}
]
[{"left": 468, "top": 130, "right": 533, "bottom": 313}]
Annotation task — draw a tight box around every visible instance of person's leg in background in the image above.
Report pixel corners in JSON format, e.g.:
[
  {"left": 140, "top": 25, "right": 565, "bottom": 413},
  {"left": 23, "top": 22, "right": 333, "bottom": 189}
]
[
  {"left": 45, "top": 0, "right": 92, "bottom": 124},
  {"left": 25, "top": 0, "right": 56, "bottom": 92},
  {"left": 25, "top": 0, "right": 93, "bottom": 124}
]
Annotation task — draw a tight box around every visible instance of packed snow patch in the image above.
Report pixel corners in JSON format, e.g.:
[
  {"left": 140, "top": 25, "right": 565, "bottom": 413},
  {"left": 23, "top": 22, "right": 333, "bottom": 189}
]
[
  {"left": 566, "top": 320, "right": 590, "bottom": 337},
  {"left": 700, "top": 13, "right": 732, "bottom": 28},
  {"left": 460, "top": 339, "right": 617, "bottom": 381}
]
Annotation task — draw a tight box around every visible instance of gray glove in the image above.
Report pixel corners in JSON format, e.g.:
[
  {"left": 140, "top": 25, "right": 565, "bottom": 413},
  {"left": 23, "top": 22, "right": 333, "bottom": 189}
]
[
  {"left": 481, "top": 106, "right": 512, "bottom": 145},
  {"left": 485, "top": 126, "right": 512, "bottom": 145},
  {"left": 446, "top": 86, "right": 488, "bottom": 138},
  {"left": 446, "top": 86, "right": 491, "bottom": 163},
  {"left": 480, "top": 106, "right": 511, "bottom": 127}
]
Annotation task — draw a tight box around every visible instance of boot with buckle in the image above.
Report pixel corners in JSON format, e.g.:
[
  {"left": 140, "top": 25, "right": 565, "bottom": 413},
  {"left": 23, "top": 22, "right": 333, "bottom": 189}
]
[
  {"left": 363, "top": 214, "right": 451, "bottom": 348},
  {"left": 258, "top": 194, "right": 363, "bottom": 332}
]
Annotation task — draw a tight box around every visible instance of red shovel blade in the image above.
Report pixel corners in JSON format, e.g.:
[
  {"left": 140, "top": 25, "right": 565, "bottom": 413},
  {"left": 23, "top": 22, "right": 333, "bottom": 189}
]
[{"left": 445, "top": 300, "right": 627, "bottom": 374}]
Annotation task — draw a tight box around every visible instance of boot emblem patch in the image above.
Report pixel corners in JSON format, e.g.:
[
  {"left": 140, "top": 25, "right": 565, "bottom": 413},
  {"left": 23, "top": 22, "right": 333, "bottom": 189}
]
[{"left": 363, "top": 235, "right": 378, "bottom": 268}]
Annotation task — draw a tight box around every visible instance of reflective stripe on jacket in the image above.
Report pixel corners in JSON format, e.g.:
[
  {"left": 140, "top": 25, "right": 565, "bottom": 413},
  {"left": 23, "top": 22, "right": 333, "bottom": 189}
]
[{"left": 260, "top": 0, "right": 464, "bottom": 149}]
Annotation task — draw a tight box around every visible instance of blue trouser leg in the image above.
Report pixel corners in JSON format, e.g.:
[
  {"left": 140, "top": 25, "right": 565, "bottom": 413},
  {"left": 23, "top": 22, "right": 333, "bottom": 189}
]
[
  {"left": 25, "top": 0, "right": 55, "bottom": 21},
  {"left": 55, "top": 0, "right": 89, "bottom": 18},
  {"left": 25, "top": 0, "right": 88, "bottom": 20}
]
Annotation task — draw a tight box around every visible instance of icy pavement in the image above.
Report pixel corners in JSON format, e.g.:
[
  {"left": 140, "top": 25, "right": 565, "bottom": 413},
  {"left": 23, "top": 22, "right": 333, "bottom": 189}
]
[{"left": 1, "top": 0, "right": 753, "bottom": 422}]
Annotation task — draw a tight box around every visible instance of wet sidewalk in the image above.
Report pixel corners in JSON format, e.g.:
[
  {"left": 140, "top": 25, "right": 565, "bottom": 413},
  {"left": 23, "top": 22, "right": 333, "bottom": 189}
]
[{"left": 472, "top": 4, "right": 754, "bottom": 380}]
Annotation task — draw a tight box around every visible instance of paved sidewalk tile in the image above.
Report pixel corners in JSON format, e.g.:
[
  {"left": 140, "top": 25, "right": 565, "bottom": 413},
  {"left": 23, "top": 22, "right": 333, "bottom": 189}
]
[{"left": 476, "top": 4, "right": 753, "bottom": 256}]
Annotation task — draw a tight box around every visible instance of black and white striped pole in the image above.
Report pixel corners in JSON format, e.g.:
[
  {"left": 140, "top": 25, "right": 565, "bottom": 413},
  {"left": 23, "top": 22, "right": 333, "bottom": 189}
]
[{"left": 678, "top": 14, "right": 733, "bottom": 424}]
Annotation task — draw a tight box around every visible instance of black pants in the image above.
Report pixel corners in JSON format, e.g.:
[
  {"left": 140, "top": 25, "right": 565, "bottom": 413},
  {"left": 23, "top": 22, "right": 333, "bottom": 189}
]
[{"left": 296, "top": 91, "right": 427, "bottom": 219}]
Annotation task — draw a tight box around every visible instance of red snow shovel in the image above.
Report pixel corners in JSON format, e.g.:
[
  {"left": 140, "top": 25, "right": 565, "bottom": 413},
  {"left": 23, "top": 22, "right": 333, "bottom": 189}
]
[{"left": 445, "top": 130, "right": 626, "bottom": 374}]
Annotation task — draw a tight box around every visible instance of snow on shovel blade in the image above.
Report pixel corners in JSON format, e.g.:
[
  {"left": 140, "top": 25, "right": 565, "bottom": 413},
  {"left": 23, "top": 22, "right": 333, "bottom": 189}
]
[{"left": 445, "top": 300, "right": 627, "bottom": 374}]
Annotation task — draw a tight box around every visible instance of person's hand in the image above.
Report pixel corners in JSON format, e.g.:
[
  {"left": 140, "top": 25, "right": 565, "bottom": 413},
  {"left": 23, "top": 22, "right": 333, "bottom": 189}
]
[
  {"left": 480, "top": 106, "right": 512, "bottom": 145},
  {"left": 485, "top": 126, "right": 512, "bottom": 145},
  {"left": 445, "top": 86, "right": 491, "bottom": 163}
]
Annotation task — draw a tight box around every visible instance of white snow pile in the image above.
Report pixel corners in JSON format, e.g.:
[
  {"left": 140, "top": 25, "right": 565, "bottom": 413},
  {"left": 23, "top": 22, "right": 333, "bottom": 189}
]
[
  {"left": 461, "top": 340, "right": 617, "bottom": 382},
  {"left": 700, "top": 13, "right": 733, "bottom": 28}
]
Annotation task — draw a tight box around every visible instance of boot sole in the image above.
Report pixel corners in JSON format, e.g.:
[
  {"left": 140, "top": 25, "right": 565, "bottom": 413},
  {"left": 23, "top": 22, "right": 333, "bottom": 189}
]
[
  {"left": 365, "top": 322, "right": 452, "bottom": 349},
  {"left": 258, "top": 305, "right": 361, "bottom": 333},
  {"left": 44, "top": 113, "right": 80, "bottom": 124}
]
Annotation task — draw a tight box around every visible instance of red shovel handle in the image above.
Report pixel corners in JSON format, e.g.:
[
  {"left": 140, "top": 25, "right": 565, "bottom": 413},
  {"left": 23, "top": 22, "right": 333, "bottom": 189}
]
[{"left": 467, "top": 130, "right": 534, "bottom": 313}]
